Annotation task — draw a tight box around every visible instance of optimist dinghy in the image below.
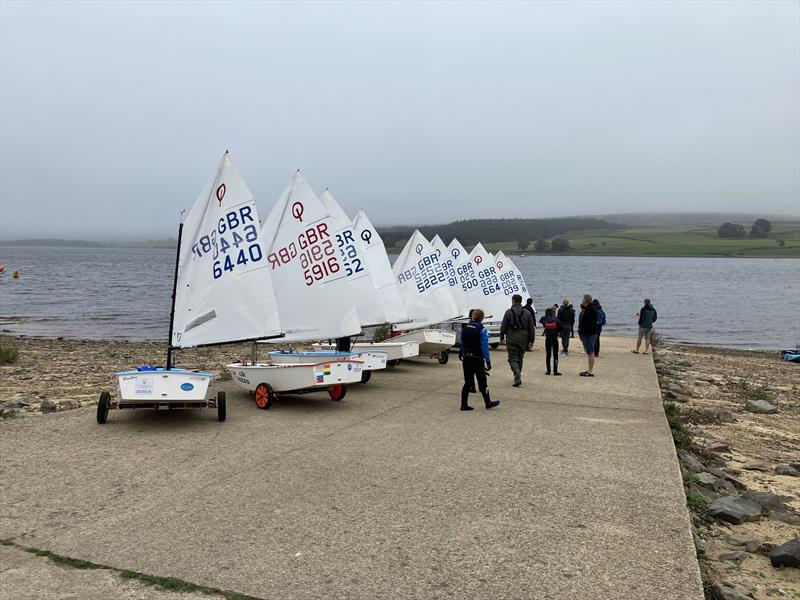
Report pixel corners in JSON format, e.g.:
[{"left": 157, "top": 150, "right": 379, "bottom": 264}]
[
  {"left": 227, "top": 171, "right": 367, "bottom": 409},
  {"left": 271, "top": 349, "right": 387, "bottom": 383},
  {"left": 389, "top": 329, "right": 456, "bottom": 364},
  {"left": 97, "top": 152, "right": 284, "bottom": 424},
  {"left": 312, "top": 341, "right": 419, "bottom": 368}
]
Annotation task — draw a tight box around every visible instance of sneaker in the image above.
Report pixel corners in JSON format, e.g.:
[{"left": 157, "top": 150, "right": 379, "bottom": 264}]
[
  {"left": 579, "top": 371, "right": 595, "bottom": 377},
  {"left": 485, "top": 400, "right": 500, "bottom": 409},
  {"left": 553, "top": 371, "right": 562, "bottom": 376},
  {"left": 545, "top": 371, "right": 551, "bottom": 375},
  {"left": 512, "top": 381, "right": 522, "bottom": 387},
  {"left": 461, "top": 405, "right": 474, "bottom": 411}
]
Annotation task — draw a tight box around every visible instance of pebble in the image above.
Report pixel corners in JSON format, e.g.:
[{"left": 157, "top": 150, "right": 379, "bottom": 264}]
[
  {"left": 743, "top": 461, "right": 771, "bottom": 472},
  {"left": 40, "top": 400, "right": 56, "bottom": 414},
  {"left": 745, "top": 399, "right": 778, "bottom": 414},
  {"left": 716, "top": 410, "right": 736, "bottom": 423},
  {"left": 769, "top": 538, "right": 800, "bottom": 568},
  {"left": 696, "top": 472, "right": 719, "bottom": 487},
  {"left": 741, "top": 491, "right": 786, "bottom": 513},
  {"left": 775, "top": 464, "right": 800, "bottom": 477},
  {"left": 711, "top": 583, "right": 754, "bottom": 600},
  {"left": 707, "top": 441, "right": 730, "bottom": 453},
  {"left": 719, "top": 551, "right": 749, "bottom": 563},
  {"left": 708, "top": 495, "right": 762, "bottom": 524}
]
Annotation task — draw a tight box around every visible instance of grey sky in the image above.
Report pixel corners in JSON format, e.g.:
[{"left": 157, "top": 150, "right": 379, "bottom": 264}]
[{"left": 1, "top": 0, "right": 798, "bottom": 240}]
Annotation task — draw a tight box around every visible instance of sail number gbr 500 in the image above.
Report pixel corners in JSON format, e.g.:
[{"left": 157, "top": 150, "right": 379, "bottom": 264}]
[{"left": 191, "top": 206, "right": 264, "bottom": 280}]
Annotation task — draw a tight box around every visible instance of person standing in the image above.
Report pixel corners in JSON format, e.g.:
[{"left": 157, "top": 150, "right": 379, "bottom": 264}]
[
  {"left": 578, "top": 294, "right": 598, "bottom": 377},
  {"left": 539, "top": 307, "right": 562, "bottom": 376},
  {"left": 523, "top": 298, "right": 537, "bottom": 348},
  {"left": 459, "top": 309, "right": 499, "bottom": 411},
  {"left": 633, "top": 298, "right": 658, "bottom": 354},
  {"left": 591, "top": 298, "right": 606, "bottom": 357},
  {"left": 557, "top": 299, "right": 575, "bottom": 355},
  {"left": 500, "top": 294, "right": 535, "bottom": 387}
]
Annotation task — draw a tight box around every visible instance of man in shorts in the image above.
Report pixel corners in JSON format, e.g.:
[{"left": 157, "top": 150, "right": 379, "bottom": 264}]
[{"left": 633, "top": 298, "right": 657, "bottom": 354}]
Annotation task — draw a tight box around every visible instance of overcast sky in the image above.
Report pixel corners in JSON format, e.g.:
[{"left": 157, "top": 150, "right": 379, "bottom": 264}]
[{"left": 1, "top": 1, "right": 798, "bottom": 240}]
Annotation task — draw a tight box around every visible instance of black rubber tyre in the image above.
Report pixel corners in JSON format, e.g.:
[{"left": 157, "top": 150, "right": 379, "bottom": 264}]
[
  {"left": 360, "top": 370, "right": 372, "bottom": 384},
  {"left": 97, "top": 391, "right": 110, "bottom": 424},
  {"left": 328, "top": 384, "right": 347, "bottom": 401},
  {"left": 217, "top": 391, "right": 226, "bottom": 422},
  {"left": 438, "top": 350, "right": 449, "bottom": 364},
  {"left": 490, "top": 342, "right": 500, "bottom": 350},
  {"left": 255, "top": 383, "right": 275, "bottom": 410}
]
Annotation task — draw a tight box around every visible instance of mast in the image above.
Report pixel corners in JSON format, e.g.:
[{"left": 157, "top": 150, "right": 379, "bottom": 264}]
[{"left": 166, "top": 222, "right": 184, "bottom": 370}]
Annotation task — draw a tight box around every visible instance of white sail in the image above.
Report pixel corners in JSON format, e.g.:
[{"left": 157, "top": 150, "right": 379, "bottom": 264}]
[
  {"left": 444, "top": 237, "right": 483, "bottom": 315},
  {"left": 351, "top": 209, "right": 409, "bottom": 325},
  {"left": 260, "top": 172, "right": 361, "bottom": 342},
  {"left": 172, "top": 152, "right": 282, "bottom": 348},
  {"left": 431, "top": 235, "right": 472, "bottom": 317},
  {"left": 494, "top": 251, "right": 533, "bottom": 309},
  {"left": 393, "top": 230, "right": 459, "bottom": 328},
  {"left": 320, "top": 190, "right": 387, "bottom": 327},
  {"left": 465, "top": 243, "right": 509, "bottom": 323}
]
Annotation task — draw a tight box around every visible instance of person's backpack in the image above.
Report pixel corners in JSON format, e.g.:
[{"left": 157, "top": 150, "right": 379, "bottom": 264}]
[{"left": 597, "top": 309, "right": 607, "bottom": 327}]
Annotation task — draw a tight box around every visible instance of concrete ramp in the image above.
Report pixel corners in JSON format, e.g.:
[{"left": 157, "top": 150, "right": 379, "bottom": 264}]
[{"left": 0, "top": 336, "right": 703, "bottom": 599}]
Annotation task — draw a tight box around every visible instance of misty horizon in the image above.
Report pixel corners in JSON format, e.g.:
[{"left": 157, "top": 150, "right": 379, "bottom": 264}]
[{"left": 2, "top": 1, "right": 798, "bottom": 240}]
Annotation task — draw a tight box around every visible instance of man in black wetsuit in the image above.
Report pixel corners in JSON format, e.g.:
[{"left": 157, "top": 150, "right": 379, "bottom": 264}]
[
  {"left": 459, "top": 308, "right": 499, "bottom": 411},
  {"left": 523, "top": 298, "right": 537, "bottom": 348}
]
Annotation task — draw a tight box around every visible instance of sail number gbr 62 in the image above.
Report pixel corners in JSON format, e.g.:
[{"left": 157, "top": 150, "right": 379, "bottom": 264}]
[{"left": 191, "top": 206, "right": 264, "bottom": 280}]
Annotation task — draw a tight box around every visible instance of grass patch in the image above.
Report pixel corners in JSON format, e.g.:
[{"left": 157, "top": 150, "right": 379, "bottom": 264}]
[
  {"left": 372, "top": 325, "right": 390, "bottom": 343},
  {"left": 686, "top": 489, "right": 707, "bottom": 511},
  {"left": 0, "top": 341, "right": 18, "bottom": 364},
  {"left": 217, "top": 369, "right": 232, "bottom": 382},
  {"left": 726, "top": 380, "right": 772, "bottom": 400}
]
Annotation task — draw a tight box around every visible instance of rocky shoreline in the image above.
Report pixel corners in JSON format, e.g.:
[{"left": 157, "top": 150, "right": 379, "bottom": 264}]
[{"left": 653, "top": 343, "right": 800, "bottom": 599}]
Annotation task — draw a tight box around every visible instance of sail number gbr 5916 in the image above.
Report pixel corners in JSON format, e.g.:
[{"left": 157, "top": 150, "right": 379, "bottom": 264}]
[{"left": 191, "top": 206, "right": 264, "bottom": 280}]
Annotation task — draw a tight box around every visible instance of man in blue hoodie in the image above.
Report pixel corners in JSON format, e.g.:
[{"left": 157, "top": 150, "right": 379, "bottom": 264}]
[{"left": 459, "top": 308, "right": 500, "bottom": 411}]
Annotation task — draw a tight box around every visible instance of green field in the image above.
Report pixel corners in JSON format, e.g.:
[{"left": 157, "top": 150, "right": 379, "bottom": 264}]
[{"left": 481, "top": 222, "right": 800, "bottom": 258}]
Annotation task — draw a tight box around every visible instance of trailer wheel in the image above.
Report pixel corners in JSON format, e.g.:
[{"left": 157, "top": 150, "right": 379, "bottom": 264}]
[
  {"left": 360, "top": 370, "right": 372, "bottom": 384},
  {"left": 217, "top": 391, "right": 227, "bottom": 422},
  {"left": 254, "top": 383, "right": 274, "bottom": 410},
  {"left": 328, "top": 384, "right": 347, "bottom": 401},
  {"left": 490, "top": 342, "right": 500, "bottom": 350},
  {"left": 387, "top": 359, "right": 400, "bottom": 368},
  {"left": 438, "top": 350, "right": 449, "bottom": 364},
  {"left": 97, "top": 391, "right": 110, "bottom": 424}
]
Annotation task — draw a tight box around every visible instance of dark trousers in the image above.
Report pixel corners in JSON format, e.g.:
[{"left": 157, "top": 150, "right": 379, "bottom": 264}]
[
  {"left": 545, "top": 336, "right": 559, "bottom": 373},
  {"left": 594, "top": 327, "right": 602, "bottom": 356},
  {"left": 560, "top": 327, "right": 570, "bottom": 352},
  {"left": 461, "top": 356, "right": 491, "bottom": 408}
]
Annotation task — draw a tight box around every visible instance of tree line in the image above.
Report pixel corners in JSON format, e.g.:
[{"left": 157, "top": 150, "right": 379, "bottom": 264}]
[
  {"left": 717, "top": 218, "right": 773, "bottom": 240},
  {"left": 379, "top": 217, "right": 620, "bottom": 249}
]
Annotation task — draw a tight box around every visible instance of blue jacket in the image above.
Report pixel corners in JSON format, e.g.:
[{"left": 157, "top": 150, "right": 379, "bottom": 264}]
[{"left": 460, "top": 321, "right": 491, "bottom": 365}]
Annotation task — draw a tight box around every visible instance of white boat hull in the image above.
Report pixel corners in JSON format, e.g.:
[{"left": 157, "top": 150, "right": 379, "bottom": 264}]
[
  {"left": 315, "top": 341, "right": 420, "bottom": 362},
  {"left": 227, "top": 360, "right": 364, "bottom": 394},
  {"left": 115, "top": 369, "right": 214, "bottom": 405},
  {"left": 273, "top": 350, "right": 387, "bottom": 371},
  {"left": 391, "top": 329, "right": 456, "bottom": 355}
]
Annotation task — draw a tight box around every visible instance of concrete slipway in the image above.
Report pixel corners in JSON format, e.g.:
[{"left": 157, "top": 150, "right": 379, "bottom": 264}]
[{"left": 0, "top": 337, "right": 703, "bottom": 600}]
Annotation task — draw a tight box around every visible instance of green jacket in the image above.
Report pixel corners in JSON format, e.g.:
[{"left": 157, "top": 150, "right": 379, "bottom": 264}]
[{"left": 638, "top": 304, "right": 657, "bottom": 329}]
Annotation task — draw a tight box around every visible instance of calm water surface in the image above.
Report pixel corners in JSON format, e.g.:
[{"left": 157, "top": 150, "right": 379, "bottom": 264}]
[{"left": 1, "top": 247, "right": 798, "bottom": 349}]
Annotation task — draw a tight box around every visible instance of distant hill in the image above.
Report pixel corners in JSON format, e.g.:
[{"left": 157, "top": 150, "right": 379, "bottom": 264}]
[
  {"left": 378, "top": 217, "right": 621, "bottom": 248},
  {"left": 1, "top": 238, "right": 177, "bottom": 249},
  {"left": 598, "top": 212, "right": 798, "bottom": 227}
]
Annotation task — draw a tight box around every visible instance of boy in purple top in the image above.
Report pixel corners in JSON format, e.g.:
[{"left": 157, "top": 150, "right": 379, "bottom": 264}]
[{"left": 539, "top": 307, "right": 563, "bottom": 376}]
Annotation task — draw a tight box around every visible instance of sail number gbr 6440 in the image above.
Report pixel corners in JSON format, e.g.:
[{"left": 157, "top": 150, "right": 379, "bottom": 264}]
[{"left": 191, "top": 206, "right": 264, "bottom": 280}]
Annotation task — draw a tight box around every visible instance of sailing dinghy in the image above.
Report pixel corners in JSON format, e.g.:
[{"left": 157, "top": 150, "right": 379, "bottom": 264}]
[
  {"left": 227, "top": 172, "right": 365, "bottom": 407},
  {"left": 97, "top": 152, "right": 283, "bottom": 424},
  {"left": 390, "top": 231, "right": 459, "bottom": 363}
]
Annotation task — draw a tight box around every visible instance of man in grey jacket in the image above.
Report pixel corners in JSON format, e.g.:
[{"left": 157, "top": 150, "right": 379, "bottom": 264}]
[{"left": 499, "top": 294, "right": 536, "bottom": 387}]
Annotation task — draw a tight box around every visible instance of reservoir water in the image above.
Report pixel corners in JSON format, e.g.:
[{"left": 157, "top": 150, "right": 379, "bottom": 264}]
[{"left": 1, "top": 247, "right": 798, "bottom": 350}]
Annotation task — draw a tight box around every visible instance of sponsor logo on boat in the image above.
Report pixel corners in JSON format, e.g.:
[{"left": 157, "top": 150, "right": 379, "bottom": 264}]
[{"left": 180, "top": 383, "right": 194, "bottom": 391}]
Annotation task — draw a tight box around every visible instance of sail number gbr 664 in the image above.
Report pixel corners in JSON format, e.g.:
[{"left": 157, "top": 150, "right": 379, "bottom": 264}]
[{"left": 191, "top": 206, "right": 264, "bottom": 280}]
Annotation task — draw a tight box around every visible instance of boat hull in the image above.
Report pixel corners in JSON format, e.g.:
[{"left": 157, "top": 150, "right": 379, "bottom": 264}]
[
  {"left": 115, "top": 369, "right": 214, "bottom": 405},
  {"left": 314, "top": 341, "right": 420, "bottom": 362},
  {"left": 391, "top": 329, "right": 456, "bottom": 355},
  {"left": 272, "top": 350, "right": 387, "bottom": 371},
  {"left": 227, "top": 360, "right": 364, "bottom": 394}
]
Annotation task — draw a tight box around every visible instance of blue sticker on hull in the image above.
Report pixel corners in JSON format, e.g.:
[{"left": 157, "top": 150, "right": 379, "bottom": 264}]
[{"left": 180, "top": 383, "right": 194, "bottom": 391}]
